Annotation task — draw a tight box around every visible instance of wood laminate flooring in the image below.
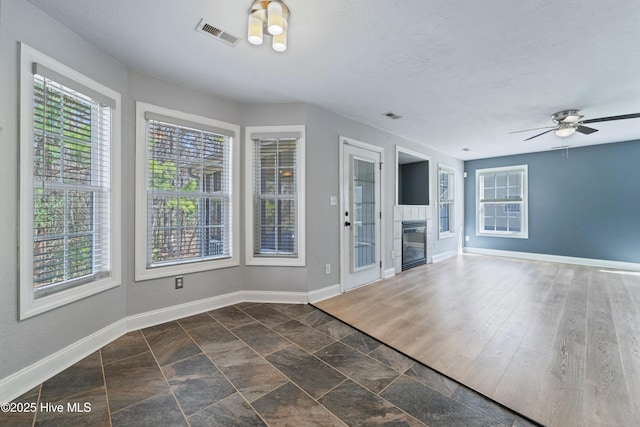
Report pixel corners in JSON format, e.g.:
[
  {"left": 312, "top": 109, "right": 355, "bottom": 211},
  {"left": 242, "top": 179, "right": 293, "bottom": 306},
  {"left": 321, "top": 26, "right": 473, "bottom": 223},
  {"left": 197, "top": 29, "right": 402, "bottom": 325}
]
[{"left": 315, "top": 255, "right": 640, "bottom": 427}]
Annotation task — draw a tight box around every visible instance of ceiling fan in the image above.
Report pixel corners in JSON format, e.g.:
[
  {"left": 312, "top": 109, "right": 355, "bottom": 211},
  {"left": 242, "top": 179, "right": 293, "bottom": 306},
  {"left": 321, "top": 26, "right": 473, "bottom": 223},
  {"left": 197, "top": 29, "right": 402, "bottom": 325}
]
[{"left": 510, "top": 109, "right": 640, "bottom": 141}]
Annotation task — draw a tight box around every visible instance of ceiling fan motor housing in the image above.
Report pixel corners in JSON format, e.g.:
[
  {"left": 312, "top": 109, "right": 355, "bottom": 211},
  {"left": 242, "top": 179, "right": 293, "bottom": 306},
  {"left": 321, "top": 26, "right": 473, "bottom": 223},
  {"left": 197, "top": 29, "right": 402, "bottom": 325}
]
[{"left": 552, "top": 109, "right": 582, "bottom": 124}]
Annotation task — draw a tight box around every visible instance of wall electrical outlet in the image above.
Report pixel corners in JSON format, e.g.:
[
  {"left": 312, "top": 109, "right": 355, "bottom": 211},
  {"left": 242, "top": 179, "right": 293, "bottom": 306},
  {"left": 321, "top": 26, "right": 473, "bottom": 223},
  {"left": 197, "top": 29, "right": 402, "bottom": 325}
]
[
  {"left": 325, "top": 264, "right": 331, "bottom": 274},
  {"left": 391, "top": 250, "right": 395, "bottom": 259},
  {"left": 465, "top": 235, "right": 470, "bottom": 242},
  {"left": 175, "top": 276, "right": 184, "bottom": 289}
]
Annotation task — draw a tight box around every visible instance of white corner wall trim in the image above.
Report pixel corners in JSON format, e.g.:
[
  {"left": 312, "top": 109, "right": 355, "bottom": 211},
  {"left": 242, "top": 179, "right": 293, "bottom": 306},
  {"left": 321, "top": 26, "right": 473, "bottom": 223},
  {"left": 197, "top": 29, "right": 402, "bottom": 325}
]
[
  {"left": 432, "top": 250, "right": 458, "bottom": 263},
  {"left": 0, "top": 288, "right": 336, "bottom": 402},
  {"left": 308, "top": 284, "right": 341, "bottom": 303},
  {"left": 384, "top": 268, "right": 396, "bottom": 279},
  {"left": 463, "top": 247, "right": 640, "bottom": 271}
]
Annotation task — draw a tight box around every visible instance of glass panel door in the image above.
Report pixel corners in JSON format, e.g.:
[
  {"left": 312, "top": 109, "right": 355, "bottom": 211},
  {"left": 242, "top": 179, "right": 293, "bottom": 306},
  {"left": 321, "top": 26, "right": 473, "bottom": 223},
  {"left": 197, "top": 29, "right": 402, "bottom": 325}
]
[
  {"left": 342, "top": 141, "right": 381, "bottom": 291},
  {"left": 352, "top": 158, "right": 376, "bottom": 270}
]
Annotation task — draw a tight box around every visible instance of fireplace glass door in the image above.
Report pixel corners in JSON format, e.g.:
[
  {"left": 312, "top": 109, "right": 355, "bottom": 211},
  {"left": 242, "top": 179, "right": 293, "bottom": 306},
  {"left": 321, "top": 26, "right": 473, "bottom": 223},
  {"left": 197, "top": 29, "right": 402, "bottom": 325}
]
[{"left": 402, "top": 221, "right": 426, "bottom": 270}]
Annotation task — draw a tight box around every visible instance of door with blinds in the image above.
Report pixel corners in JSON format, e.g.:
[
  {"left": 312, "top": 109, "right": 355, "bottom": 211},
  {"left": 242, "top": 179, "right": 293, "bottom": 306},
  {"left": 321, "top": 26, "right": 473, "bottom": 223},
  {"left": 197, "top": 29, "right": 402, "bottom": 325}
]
[{"left": 342, "top": 140, "right": 382, "bottom": 291}]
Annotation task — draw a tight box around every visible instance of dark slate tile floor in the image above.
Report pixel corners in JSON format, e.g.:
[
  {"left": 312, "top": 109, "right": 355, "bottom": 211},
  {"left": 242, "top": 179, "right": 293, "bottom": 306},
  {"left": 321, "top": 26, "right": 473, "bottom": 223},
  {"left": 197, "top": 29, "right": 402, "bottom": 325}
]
[{"left": 1, "top": 303, "right": 541, "bottom": 426}]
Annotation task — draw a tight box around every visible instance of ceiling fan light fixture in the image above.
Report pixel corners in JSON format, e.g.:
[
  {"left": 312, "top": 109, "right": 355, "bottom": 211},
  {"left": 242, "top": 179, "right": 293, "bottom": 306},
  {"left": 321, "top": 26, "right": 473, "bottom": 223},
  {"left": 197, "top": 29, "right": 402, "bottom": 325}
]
[
  {"left": 514, "top": 110, "right": 640, "bottom": 142},
  {"left": 555, "top": 124, "right": 576, "bottom": 137}
]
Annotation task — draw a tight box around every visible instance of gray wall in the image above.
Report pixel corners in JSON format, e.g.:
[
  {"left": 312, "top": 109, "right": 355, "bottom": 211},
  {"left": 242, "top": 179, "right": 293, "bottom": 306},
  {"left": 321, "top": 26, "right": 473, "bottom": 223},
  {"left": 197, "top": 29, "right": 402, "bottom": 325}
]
[
  {"left": 124, "top": 71, "right": 245, "bottom": 316},
  {"left": 241, "top": 103, "right": 311, "bottom": 293},
  {"left": 464, "top": 140, "right": 640, "bottom": 263},
  {"left": 304, "top": 105, "right": 464, "bottom": 290},
  {"left": 0, "top": 0, "right": 128, "bottom": 380},
  {"left": 0, "top": 0, "right": 464, "bottom": 382}
]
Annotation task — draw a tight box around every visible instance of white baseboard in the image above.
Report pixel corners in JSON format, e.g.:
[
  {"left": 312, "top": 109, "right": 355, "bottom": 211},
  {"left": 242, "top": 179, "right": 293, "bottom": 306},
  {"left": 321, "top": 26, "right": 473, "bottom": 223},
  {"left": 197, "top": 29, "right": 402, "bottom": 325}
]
[
  {"left": 126, "top": 291, "right": 244, "bottom": 332},
  {"left": 463, "top": 247, "right": 640, "bottom": 271},
  {"left": 308, "top": 284, "right": 341, "bottom": 303},
  {"left": 0, "top": 288, "right": 331, "bottom": 403},
  {"left": 0, "top": 319, "right": 127, "bottom": 405},
  {"left": 243, "top": 290, "right": 308, "bottom": 304},
  {"left": 383, "top": 268, "right": 396, "bottom": 279},
  {"left": 432, "top": 250, "right": 458, "bottom": 263}
]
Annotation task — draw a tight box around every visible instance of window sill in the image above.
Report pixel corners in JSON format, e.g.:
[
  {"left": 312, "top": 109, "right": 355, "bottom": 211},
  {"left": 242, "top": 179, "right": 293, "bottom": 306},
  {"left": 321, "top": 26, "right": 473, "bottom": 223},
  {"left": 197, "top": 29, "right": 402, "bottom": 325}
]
[
  {"left": 135, "top": 257, "right": 239, "bottom": 281},
  {"left": 246, "top": 256, "right": 306, "bottom": 267},
  {"left": 476, "top": 231, "right": 528, "bottom": 239},
  {"left": 21, "top": 277, "right": 120, "bottom": 320}
]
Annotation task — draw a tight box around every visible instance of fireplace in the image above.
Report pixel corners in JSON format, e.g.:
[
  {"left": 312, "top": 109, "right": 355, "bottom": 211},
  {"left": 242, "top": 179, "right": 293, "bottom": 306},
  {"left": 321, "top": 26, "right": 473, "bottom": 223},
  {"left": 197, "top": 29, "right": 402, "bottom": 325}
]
[{"left": 402, "top": 221, "right": 426, "bottom": 271}]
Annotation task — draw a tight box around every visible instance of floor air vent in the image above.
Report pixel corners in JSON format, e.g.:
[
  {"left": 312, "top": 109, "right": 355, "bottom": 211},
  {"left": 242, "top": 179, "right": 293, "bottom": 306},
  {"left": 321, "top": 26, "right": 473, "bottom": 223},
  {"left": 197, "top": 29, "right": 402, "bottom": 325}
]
[{"left": 196, "top": 19, "right": 240, "bottom": 47}]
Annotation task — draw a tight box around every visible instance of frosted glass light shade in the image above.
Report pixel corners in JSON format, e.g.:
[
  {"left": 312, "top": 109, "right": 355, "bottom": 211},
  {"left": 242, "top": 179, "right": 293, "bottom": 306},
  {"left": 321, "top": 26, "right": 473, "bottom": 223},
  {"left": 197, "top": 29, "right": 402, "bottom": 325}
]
[
  {"left": 555, "top": 126, "right": 576, "bottom": 137},
  {"left": 267, "top": 1, "right": 284, "bottom": 35},
  {"left": 562, "top": 114, "right": 582, "bottom": 123},
  {"left": 272, "top": 29, "right": 287, "bottom": 52},
  {"left": 247, "top": 12, "right": 264, "bottom": 45}
]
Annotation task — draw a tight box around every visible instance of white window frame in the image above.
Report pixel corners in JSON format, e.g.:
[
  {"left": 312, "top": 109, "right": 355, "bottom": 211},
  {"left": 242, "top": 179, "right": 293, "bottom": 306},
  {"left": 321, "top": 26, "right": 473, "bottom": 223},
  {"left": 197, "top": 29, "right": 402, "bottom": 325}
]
[
  {"left": 476, "top": 164, "right": 528, "bottom": 239},
  {"left": 135, "top": 102, "right": 240, "bottom": 280},
  {"left": 438, "top": 164, "right": 455, "bottom": 239},
  {"left": 19, "top": 43, "right": 121, "bottom": 319},
  {"left": 245, "top": 125, "right": 306, "bottom": 267}
]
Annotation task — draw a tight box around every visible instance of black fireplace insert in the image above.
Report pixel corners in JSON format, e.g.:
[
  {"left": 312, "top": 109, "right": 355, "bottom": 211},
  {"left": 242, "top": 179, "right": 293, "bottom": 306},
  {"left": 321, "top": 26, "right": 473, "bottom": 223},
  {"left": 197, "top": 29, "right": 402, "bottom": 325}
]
[{"left": 402, "top": 221, "right": 426, "bottom": 271}]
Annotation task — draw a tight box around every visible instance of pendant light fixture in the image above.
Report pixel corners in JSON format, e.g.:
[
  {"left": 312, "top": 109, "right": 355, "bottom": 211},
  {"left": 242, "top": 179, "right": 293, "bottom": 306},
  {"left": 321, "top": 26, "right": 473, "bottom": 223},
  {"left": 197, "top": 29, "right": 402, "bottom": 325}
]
[{"left": 247, "top": 0, "right": 290, "bottom": 52}]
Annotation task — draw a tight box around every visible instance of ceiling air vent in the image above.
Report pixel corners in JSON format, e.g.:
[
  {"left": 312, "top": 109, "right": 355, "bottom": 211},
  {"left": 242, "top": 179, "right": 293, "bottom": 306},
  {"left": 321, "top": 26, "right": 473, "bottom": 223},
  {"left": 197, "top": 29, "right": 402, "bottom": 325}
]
[{"left": 196, "top": 19, "right": 240, "bottom": 47}]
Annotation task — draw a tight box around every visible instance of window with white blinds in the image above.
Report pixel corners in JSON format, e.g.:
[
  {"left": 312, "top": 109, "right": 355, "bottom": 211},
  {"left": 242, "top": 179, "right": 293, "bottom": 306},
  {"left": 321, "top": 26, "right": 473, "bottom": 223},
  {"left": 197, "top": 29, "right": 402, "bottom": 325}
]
[
  {"left": 135, "top": 103, "right": 239, "bottom": 279},
  {"left": 254, "top": 137, "right": 297, "bottom": 256},
  {"left": 438, "top": 166, "right": 455, "bottom": 237},
  {"left": 19, "top": 44, "right": 121, "bottom": 319},
  {"left": 31, "top": 74, "right": 112, "bottom": 297},
  {"left": 476, "top": 165, "right": 528, "bottom": 238},
  {"left": 245, "top": 125, "right": 305, "bottom": 267}
]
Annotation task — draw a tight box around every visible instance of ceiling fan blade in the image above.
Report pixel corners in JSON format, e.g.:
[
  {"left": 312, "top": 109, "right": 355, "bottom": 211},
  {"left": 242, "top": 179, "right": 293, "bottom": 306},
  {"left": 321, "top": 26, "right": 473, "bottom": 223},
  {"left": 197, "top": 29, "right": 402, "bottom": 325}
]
[
  {"left": 581, "top": 113, "right": 640, "bottom": 124},
  {"left": 509, "top": 126, "right": 556, "bottom": 134},
  {"left": 523, "top": 129, "right": 555, "bottom": 141},
  {"left": 576, "top": 125, "right": 598, "bottom": 135}
]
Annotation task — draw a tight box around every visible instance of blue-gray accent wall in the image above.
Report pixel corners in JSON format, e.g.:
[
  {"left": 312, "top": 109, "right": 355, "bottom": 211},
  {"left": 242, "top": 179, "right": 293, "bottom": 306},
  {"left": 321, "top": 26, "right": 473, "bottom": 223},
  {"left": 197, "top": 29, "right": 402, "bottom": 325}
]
[{"left": 464, "top": 139, "right": 640, "bottom": 263}]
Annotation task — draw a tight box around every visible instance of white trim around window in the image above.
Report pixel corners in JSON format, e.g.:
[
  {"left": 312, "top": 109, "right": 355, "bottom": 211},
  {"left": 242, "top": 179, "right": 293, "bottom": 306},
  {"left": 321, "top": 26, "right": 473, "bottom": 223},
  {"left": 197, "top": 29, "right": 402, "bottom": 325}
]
[
  {"left": 19, "top": 43, "right": 122, "bottom": 319},
  {"left": 135, "top": 102, "right": 240, "bottom": 281},
  {"left": 438, "top": 164, "right": 455, "bottom": 239},
  {"left": 476, "top": 164, "right": 528, "bottom": 239},
  {"left": 245, "top": 125, "right": 306, "bottom": 267}
]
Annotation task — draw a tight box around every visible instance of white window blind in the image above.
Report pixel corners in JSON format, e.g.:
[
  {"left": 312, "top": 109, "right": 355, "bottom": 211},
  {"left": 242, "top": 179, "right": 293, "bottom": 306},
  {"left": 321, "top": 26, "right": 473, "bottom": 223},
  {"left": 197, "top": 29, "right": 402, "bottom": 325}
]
[
  {"left": 438, "top": 167, "right": 454, "bottom": 235},
  {"left": 145, "top": 117, "right": 232, "bottom": 267},
  {"left": 253, "top": 136, "right": 298, "bottom": 257},
  {"left": 32, "top": 72, "right": 113, "bottom": 298},
  {"left": 477, "top": 165, "right": 528, "bottom": 237}
]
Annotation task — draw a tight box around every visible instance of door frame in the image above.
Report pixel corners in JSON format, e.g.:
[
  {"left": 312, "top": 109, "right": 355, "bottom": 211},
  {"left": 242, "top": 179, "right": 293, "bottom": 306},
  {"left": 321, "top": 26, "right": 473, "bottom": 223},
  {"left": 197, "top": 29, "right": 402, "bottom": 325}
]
[{"left": 338, "top": 136, "right": 384, "bottom": 293}]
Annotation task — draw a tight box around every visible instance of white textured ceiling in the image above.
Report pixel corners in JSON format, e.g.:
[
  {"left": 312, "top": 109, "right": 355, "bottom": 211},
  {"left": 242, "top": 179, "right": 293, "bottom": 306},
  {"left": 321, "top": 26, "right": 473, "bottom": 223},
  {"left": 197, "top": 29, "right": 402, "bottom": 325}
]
[{"left": 28, "top": 0, "right": 640, "bottom": 160}]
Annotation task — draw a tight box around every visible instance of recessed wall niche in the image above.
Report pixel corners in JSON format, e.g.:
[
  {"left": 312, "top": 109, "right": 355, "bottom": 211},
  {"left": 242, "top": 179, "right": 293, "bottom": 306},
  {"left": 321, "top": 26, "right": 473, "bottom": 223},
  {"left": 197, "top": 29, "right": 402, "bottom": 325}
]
[{"left": 396, "top": 147, "right": 430, "bottom": 206}]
